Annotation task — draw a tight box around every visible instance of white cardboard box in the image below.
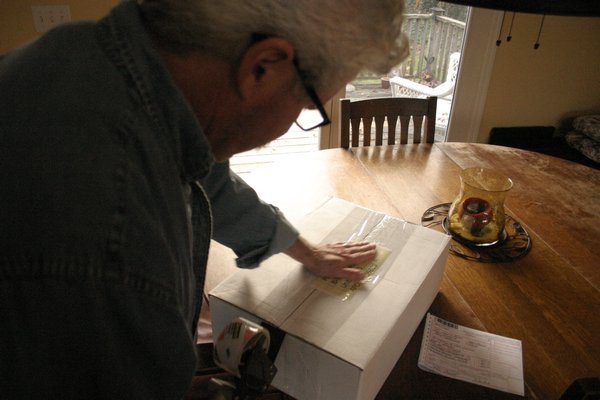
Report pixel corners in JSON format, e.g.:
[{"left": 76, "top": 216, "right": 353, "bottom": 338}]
[{"left": 210, "top": 198, "right": 450, "bottom": 400}]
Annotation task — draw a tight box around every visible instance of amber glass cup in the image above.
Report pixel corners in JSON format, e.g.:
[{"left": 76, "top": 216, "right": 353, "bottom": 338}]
[{"left": 448, "top": 167, "right": 513, "bottom": 245}]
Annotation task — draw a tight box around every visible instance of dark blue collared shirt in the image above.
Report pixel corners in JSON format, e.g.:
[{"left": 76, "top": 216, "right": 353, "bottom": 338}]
[{"left": 0, "top": 1, "right": 297, "bottom": 398}]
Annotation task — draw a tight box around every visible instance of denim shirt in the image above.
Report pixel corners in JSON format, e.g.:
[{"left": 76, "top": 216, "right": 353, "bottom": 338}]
[{"left": 0, "top": 1, "right": 297, "bottom": 398}]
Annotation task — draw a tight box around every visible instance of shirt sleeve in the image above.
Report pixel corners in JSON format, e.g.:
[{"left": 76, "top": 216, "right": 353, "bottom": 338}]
[{"left": 200, "top": 161, "right": 299, "bottom": 269}]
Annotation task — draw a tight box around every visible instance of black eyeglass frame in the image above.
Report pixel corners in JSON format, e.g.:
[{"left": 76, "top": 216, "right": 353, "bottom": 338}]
[{"left": 292, "top": 58, "right": 331, "bottom": 131}]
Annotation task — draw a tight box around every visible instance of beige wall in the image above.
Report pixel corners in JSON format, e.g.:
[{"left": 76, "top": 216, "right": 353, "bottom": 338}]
[
  {"left": 0, "top": 0, "right": 118, "bottom": 54},
  {"left": 479, "top": 14, "right": 600, "bottom": 142}
]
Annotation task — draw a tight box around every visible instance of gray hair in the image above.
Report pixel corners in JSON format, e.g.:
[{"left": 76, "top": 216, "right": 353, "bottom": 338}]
[{"left": 139, "top": 0, "right": 409, "bottom": 90}]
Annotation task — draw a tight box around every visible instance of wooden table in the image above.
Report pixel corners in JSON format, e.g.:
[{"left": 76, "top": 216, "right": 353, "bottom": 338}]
[{"left": 201, "top": 143, "right": 600, "bottom": 399}]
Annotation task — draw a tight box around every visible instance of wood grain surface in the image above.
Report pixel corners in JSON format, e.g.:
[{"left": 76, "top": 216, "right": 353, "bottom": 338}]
[{"left": 199, "top": 144, "right": 600, "bottom": 400}]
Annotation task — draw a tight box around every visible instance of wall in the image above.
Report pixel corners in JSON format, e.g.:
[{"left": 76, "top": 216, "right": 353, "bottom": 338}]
[
  {"left": 0, "top": 0, "right": 118, "bottom": 54},
  {"left": 478, "top": 14, "right": 600, "bottom": 142}
]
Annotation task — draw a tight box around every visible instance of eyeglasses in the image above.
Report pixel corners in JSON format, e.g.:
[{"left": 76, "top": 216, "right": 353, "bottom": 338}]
[{"left": 292, "top": 58, "right": 331, "bottom": 131}]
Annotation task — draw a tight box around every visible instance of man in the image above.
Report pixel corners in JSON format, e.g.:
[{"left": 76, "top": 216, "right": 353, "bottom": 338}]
[{"left": 0, "top": 0, "right": 408, "bottom": 398}]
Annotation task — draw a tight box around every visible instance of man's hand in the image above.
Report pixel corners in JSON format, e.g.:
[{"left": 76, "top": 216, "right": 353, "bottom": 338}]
[{"left": 284, "top": 237, "right": 377, "bottom": 281}]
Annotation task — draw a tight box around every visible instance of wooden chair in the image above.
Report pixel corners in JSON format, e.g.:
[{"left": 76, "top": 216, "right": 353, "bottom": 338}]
[{"left": 339, "top": 96, "right": 437, "bottom": 148}]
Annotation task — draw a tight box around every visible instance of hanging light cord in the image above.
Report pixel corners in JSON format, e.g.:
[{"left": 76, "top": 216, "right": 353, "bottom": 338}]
[
  {"left": 506, "top": 12, "right": 516, "bottom": 41},
  {"left": 496, "top": 11, "right": 506, "bottom": 46},
  {"left": 534, "top": 14, "right": 546, "bottom": 49}
]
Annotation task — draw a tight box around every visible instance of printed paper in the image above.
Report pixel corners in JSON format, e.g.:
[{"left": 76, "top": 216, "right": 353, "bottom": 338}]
[{"left": 418, "top": 313, "right": 524, "bottom": 396}]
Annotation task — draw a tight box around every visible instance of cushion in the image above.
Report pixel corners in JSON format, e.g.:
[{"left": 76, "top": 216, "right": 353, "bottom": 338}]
[
  {"left": 565, "top": 131, "right": 600, "bottom": 163},
  {"left": 573, "top": 114, "right": 600, "bottom": 141}
]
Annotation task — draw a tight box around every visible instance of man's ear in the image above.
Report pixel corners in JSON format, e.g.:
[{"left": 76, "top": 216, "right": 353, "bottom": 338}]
[{"left": 236, "top": 37, "right": 295, "bottom": 101}]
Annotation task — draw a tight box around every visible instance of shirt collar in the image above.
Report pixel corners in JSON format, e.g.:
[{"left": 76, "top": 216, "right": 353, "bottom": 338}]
[{"left": 101, "top": 0, "right": 214, "bottom": 181}]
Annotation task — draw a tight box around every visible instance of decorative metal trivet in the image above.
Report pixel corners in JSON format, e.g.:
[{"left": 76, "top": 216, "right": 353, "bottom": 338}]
[{"left": 421, "top": 203, "right": 532, "bottom": 263}]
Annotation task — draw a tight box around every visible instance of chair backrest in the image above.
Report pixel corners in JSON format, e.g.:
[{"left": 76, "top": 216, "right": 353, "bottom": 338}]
[{"left": 339, "top": 96, "right": 437, "bottom": 148}]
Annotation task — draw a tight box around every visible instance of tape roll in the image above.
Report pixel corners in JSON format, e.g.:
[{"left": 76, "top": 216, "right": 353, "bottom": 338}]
[{"left": 213, "top": 317, "right": 271, "bottom": 378}]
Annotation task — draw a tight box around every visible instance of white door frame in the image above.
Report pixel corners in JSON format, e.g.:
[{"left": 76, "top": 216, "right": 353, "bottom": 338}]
[{"left": 446, "top": 7, "right": 503, "bottom": 143}]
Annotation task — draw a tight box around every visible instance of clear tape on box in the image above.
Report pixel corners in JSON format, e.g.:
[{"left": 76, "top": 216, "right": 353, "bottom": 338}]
[{"left": 313, "top": 210, "right": 410, "bottom": 301}]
